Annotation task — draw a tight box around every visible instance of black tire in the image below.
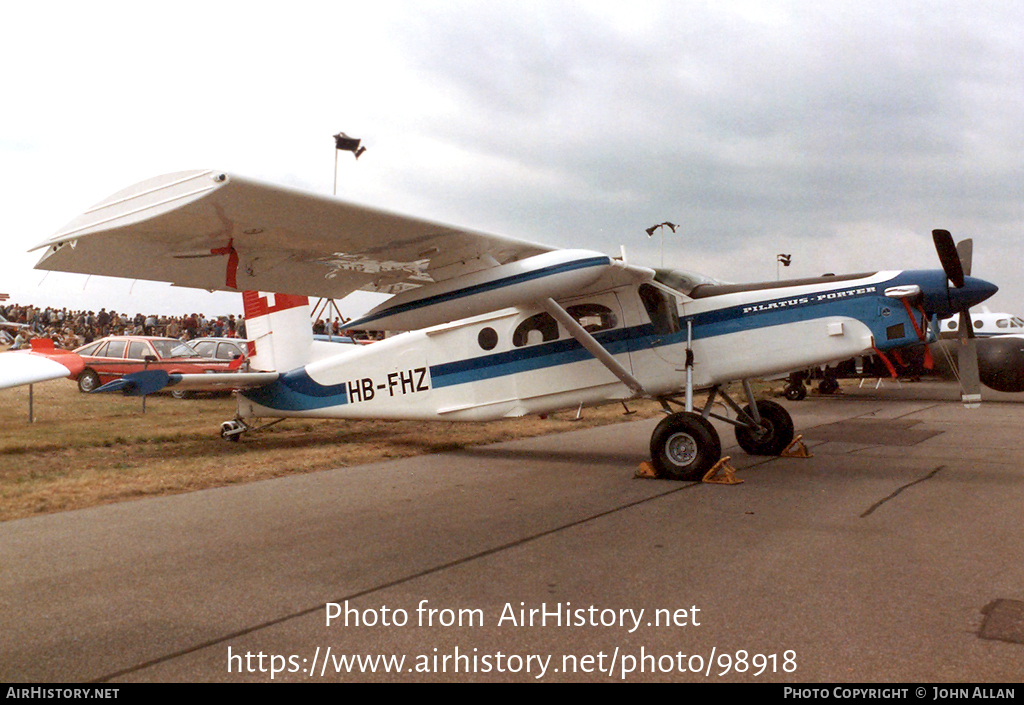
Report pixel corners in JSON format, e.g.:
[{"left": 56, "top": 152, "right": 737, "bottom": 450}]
[
  {"left": 650, "top": 412, "right": 722, "bottom": 481},
  {"left": 171, "top": 389, "right": 193, "bottom": 400},
  {"left": 818, "top": 377, "right": 839, "bottom": 395},
  {"left": 784, "top": 383, "right": 807, "bottom": 401},
  {"left": 77, "top": 369, "right": 101, "bottom": 393},
  {"left": 735, "top": 400, "right": 795, "bottom": 456}
]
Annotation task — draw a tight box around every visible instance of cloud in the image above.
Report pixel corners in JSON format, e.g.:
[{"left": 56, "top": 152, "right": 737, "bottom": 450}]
[{"left": 3, "top": 0, "right": 1022, "bottom": 314}]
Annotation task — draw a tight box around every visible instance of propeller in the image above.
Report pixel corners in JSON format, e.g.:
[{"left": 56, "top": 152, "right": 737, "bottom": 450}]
[{"left": 932, "top": 230, "right": 981, "bottom": 407}]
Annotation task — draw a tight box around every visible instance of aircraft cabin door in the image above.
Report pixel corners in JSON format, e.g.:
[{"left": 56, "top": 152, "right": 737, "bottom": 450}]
[{"left": 619, "top": 284, "right": 690, "bottom": 384}]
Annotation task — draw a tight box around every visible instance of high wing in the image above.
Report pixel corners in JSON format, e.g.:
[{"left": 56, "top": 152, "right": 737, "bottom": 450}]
[
  {"left": 32, "top": 170, "right": 559, "bottom": 299},
  {"left": 33, "top": 170, "right": 654, "bottom": 331}
]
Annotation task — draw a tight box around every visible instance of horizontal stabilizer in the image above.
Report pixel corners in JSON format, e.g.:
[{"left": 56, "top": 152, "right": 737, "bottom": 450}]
[
  {"left": 94, "top": 370, "right": 170, "bottom": 396},
  {"left": 94, "top": 369, "right": 281, "bottom": 396}
]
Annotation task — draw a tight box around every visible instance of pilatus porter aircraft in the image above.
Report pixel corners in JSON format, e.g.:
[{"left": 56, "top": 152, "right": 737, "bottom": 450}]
[{"left": 31, "top": 170, "right": 998, "bottom": 479}]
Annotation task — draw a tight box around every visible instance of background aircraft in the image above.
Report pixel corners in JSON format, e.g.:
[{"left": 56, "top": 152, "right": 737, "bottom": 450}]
[
  {"left": 0, "top": 339, "right": 84, "bottom": 391},
  {"left": 31, "top": 170, "right": 998, "bottom": 480}
]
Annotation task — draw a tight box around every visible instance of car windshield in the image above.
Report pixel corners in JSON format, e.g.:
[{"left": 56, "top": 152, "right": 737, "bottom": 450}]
[{"left": 150, "top": 340, "right": 200, "bottom": 358}]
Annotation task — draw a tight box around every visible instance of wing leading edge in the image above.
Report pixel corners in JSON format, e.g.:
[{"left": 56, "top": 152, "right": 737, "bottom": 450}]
[
  {"left": 34, "top": 170, "right": 656, "bottom": 331},
  {"left": 33, "top": 170, "right": 554, "bottom": 300}
]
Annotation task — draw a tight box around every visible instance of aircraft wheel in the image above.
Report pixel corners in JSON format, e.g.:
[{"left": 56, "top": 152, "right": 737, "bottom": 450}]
[
  {"left": 735, "top": 400, "right": 794, "bottom": 456},
  {"left": 77, "top": 369, "right": 101, "bottom": 393},
  {"left": 171, "top": 389, "right": 193, "bottom": 400},
  {"left": 784, "top": 383, "right": 807, "bottom": 401},
  {"left": 221, "top": 419, "right": 245, "bottom": 442},
  {"left": 650, "top": 412, "right": 722, "bottom": 481},
  {"left": 818, "top": 377, "right": 839, "bottom": 395}
]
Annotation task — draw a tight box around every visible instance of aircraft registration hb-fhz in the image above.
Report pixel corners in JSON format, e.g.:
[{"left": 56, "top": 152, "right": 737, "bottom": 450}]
[{"left": 30, "top": 170, "right": 999, "bottom": 480}]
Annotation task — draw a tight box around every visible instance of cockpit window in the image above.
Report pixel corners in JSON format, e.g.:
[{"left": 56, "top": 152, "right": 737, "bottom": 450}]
[
  {"left": 653, "top": 268, "right": 725, "bottom": 296},
  {"left": 639, "top": 284, "right": 681, "bottom": 335},
  {"left": 1012, "top": 317, "right": 1024, "bottom": 328},
  {"left": 513, "top": 313, "right": 559, "bottom": 347}
]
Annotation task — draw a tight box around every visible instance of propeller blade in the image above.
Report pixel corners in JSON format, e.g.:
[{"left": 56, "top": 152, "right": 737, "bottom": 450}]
[
  {"left": 958, "top": 336, "right": 982, "bottom": 408},
  {"left": 958, "top": 310, "right": 981, "bottom": 407},
  {"left": 960, "top": 310, "right": 975, "bottom": 339},
  {"left": 956, "top": 238, "right": 973, "bottom": 277},
  {"left": 933, "top": 229, "right": 965, "bottom": 288}
]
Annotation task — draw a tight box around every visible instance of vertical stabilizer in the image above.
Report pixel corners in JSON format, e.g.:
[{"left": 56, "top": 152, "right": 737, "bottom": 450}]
[{"left": 242, "top": 291, "right": 313, "bottom": 372}]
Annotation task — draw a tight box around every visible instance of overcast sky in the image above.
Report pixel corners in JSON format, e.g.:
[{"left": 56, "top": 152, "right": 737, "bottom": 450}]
[{"left": 2, "top": 0, "right": 1021, "bottom": 319}]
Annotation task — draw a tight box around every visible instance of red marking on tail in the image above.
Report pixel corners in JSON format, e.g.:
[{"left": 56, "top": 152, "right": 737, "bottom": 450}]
[{"left": 242, "top": 291, "right": 309, "bottom": 319}]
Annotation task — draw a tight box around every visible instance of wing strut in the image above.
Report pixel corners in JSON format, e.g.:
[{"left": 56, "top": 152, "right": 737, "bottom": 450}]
[{"left": 539, "top": 298, "right": 648, "bottom": 396}]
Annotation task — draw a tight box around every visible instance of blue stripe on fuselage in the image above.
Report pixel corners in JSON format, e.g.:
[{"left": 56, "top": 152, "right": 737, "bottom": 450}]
[
  {"left": 244, "top": 275, "right": 910, "bottom": 410},
  {"left": 431, "top": 278, "right": 900, "bottom": 388},
  {"left": 242, "top": 369, "right": 348, "bottom": 411},
  {"left": 347, "top": 255, "right": 611, "bottom": 328}
]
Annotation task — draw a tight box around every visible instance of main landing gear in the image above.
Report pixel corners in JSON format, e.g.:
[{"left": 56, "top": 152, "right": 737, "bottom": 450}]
[{"left": 650, "top": 381, "right": 795, "bottom": 481}]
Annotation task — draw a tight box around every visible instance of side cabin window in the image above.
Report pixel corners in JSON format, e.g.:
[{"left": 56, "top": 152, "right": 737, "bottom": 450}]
[
  {"left": 566, "top": 303, "right": 617, "bottom": 333},
  {"left": 513, "top": 313, "right": 559, "bottom": 347},
  {"left": 638, "top": 284, "right": 680, "bottom": 336}
]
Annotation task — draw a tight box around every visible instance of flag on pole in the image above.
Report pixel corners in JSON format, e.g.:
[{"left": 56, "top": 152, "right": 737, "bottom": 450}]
[
  {"left": 645, "top": 222, "right": 678, "bottom": 237},
  {"left": 334, "top": 132, "right": 366, "bottom": 160}
]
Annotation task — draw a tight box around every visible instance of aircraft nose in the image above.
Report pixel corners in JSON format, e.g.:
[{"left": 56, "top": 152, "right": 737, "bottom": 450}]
[{"left": 954, "top": 276, "right": 999, "bottom": 310}]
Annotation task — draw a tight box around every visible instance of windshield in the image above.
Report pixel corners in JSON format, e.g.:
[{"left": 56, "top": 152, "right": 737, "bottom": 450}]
[
  {"left": 653, "top": 268, "right": 727, "bottom": 295},
  {"left": 151, "top": 339, "right": 201, "bottom": 358}
]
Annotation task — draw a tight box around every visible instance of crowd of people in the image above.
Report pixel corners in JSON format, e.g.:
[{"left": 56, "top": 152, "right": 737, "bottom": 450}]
[
  {"left": 1, "top": 301, "right": 378, "bottom": 351},
  {"left": 1, "top": 303, "right": 247, "bottom": 350}
]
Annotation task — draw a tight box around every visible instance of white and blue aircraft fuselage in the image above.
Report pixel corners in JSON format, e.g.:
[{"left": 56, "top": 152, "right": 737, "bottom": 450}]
[{"left": 30, "top": 170, "right": 998, "bottom": 480}]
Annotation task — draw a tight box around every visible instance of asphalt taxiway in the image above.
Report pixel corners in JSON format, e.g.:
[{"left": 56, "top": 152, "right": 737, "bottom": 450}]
[{"left": 1, "top": 380, "right": 1022, "bottom": 682}]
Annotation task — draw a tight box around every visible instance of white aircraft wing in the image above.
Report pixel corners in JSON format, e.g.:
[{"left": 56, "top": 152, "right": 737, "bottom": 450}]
[{"left": 32, "top": 170, "right": 556, "bottom": 298}]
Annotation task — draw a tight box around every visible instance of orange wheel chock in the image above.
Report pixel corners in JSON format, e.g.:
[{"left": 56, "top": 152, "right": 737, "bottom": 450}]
[
  {"left": 702, "top": 456, "right": 743, "bottom": 484},
  {"left": 779, "top": 434, "right": 812, "bottom": 458}
]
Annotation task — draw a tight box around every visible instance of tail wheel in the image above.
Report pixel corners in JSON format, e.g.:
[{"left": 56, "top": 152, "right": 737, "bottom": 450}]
[
  {"left": 650, "top": 412, "right": 722, "bottom": 481},
  {"left": 735, "top": 400, "right": 794, "bottom": 456}
]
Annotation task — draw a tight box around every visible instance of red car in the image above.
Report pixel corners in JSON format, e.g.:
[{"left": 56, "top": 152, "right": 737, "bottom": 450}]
[{"left": 72, "top": 336, "right": 235, "bottom": 392}]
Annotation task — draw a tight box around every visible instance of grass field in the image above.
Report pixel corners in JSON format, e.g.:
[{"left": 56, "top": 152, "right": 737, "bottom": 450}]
[{"left": 0, "top": 380, "right": 674, "bottom": 522}]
